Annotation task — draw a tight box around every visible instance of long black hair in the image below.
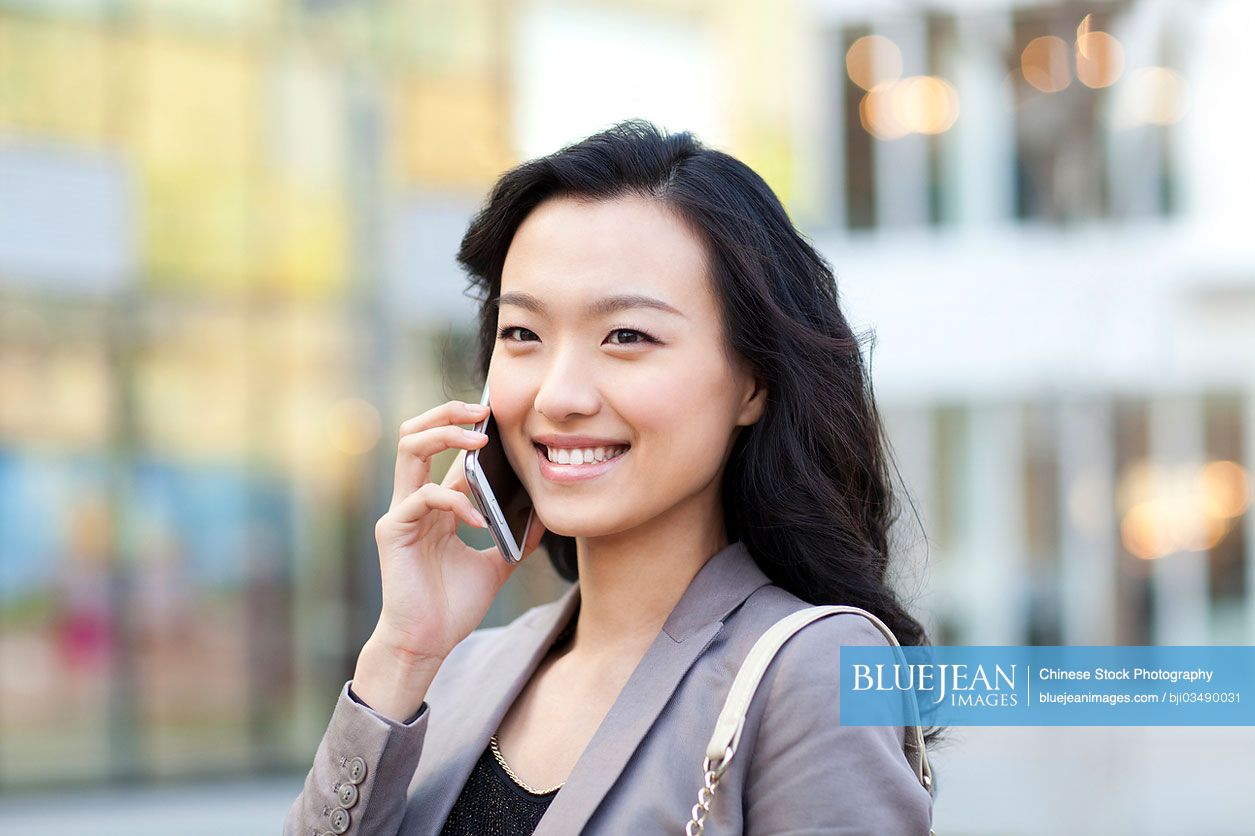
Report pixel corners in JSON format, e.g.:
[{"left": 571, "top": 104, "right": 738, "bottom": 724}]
[{"left": 455, "top": 119, "right": 944, "bottom": 748}]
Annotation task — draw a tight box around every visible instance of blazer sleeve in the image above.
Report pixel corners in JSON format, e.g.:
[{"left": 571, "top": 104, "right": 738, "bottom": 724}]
[
  {"left": 742, "top": 613, "right": 934, "bottom": 835},
  {"left": 282, "top": 680, "right": 430, "bottom": 836}
]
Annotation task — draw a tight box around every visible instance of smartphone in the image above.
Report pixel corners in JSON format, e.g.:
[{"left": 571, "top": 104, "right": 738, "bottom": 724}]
[{"left": 463, "top": 382, "right": 536, "bottom": 564}]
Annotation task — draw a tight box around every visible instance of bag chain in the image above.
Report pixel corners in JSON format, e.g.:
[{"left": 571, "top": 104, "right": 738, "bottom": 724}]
[{"left": 684, "top": 746, "right": 732, "bottom": 836}]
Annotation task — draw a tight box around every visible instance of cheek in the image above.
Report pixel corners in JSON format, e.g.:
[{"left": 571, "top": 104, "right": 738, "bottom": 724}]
[
  {"left": 485, "top": 372, "right": 533, "bottom": 462},
  {"left": 619, "top": 359, "right": 739, "bottom": 465},
  {"left": 485, "top": 370, "right": 529, "bottom": 423}
]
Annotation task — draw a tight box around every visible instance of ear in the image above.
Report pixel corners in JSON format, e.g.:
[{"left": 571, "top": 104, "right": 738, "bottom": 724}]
[{"left": 736, "top": 370, "right": 768, "bottom": 427}]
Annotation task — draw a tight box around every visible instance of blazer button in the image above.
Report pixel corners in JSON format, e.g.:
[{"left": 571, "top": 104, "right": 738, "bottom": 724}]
[
  {"left": 337, "top": 781, "right": 359, "bottom": 808},
  {"left": 346, "top": 756, "right": 367, "bottom": 784},
  {"left": 329, "top": 806, "right": 351, "bottom": 834}
]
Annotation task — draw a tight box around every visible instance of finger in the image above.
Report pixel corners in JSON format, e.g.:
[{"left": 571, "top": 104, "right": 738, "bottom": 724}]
[
  {"left": 440, "top": 446, "right": 472, "bottom": 494},
  {"left": 389, "top": 482, "right": 487, "bottom": 528},
  {"left": 392, "top": 400, "right": 487, "bottom": 503},
  {"left": 392, "top": 425, "right": 486, "bottom": 507},
  {"left": 392, "top": 402, "right": 490, "bottom": 506},
  {"left": 397, "top": 399, "right": 487, "bottom": 437},
  {"left": 391, "top": 426, "right": 484, "bottom": 504}
]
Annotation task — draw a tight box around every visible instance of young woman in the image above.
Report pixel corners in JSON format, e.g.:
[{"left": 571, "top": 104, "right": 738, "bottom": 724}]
[{"left": 285, "top": 120, "right": 940, "bottom": 835}]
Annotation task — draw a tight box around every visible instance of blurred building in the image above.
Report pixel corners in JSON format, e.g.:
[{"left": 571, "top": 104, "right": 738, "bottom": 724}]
[
  {"left": 0, "top": 0, "right": 518, "bottom": 792},
  {"left": 798, "top": 1, "right": 1255, "bottom": 832},
  {"left": 0, "top": 0, "right": 1252, "bottom": 833},
  {"left": 800, "top": 0, "right": 1253, "bottom": 654}
]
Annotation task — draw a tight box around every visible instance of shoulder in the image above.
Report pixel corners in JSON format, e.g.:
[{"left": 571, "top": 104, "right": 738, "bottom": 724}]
[
  {"left": 775, "top": 605, "right": 896, "bottom": 677},
  {"left": 728, "top": 585, "right": 895, "bottom": 669},
  {"left": 726, "top": 586, "right": 910, "bottom": 761},
  {"left": 733, "top": 590, "right": 933, "bottom": 833}
]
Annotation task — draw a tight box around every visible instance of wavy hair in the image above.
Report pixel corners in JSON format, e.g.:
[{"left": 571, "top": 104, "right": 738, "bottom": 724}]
[{"left": 455, "top": 119, "right": 944, "bottom": 748}]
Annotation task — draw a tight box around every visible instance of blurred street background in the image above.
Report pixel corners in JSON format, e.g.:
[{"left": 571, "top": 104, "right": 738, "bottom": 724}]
[{"left": 1, "top": 0, "right": 1253, "bottom": 833}]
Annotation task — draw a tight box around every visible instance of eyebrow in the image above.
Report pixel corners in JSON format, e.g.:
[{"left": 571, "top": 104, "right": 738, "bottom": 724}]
[{"left": 492, "top": 291, "right": 687, "bottom": 319}]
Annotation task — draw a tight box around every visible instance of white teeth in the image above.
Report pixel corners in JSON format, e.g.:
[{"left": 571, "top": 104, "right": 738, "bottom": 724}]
[{"left": 545, "top": 445, "right": 628, "bottom": 465}]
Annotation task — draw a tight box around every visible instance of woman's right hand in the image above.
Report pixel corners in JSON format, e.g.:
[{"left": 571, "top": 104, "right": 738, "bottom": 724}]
[{"left": 368, "top": 399, "right": 548, "bottom": 667}]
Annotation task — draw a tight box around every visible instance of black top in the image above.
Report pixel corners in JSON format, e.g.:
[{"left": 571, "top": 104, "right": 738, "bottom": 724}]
[
  {"left": 439, "top": 609, "right": 579, "bottom": 835},
  {"left": 437, "top": 743, "right": 559, "bottom": 835}
]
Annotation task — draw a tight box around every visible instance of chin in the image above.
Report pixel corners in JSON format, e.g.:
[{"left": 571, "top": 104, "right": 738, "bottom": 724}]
[{"left": 532, "top": 507, "right": 630, "bottom": 539}]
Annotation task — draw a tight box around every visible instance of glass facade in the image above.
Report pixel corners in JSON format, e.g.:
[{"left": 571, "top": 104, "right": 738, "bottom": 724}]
[{"left": 0, "top": 0, "right": 530, "bottom": 790}]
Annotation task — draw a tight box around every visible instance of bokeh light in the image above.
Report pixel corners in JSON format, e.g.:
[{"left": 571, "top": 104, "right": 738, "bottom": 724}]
[
  {"left": 1022, "top": 35, "right": 1072, "bottom": 93},
  {"left": 1198, "top": 459, "right": 1252, "bottom": 519},
  {"left": 845, "top": 35, "right": 903, "bottom": 92},
  {"left": 860, "top": 75, "right": 959, "bottom": 139},
  {"left": 325, "top": 397, "right": 382, "bottom": 455},
  {"left": 860, "top": 81, "right": 910, "bottom": 140},
  {"left": 1076, "top": 30, "right": 1125, "bottom": 88},
  {"left": 895, "top": 75, "right": 960, "bottom": 134},
  {"left": 1117, "top": 458, "right": 1250, "bottom": 559}
]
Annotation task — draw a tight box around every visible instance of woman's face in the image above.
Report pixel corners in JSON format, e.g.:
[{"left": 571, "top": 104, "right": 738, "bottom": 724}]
[{"left": 487, "top": 193, "right": 766, "bottom": 538}]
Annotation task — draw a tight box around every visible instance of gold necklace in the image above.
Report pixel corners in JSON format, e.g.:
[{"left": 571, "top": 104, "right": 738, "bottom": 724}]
[
  {"left": 485, "top": 614, "right": 577, "bottom": 796},
  {"left": 489, "top": 734, "right": 564, "bottom": 795}
]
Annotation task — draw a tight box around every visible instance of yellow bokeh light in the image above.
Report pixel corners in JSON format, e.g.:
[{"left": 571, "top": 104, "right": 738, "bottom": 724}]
[
  {"left": 326, "top": 397, "right": 382, "bottom": 455},
  {"left": 1022, "top": 36, "right": 1071, "bottom": 93},
  {"left": 860, "top": 76, "right": 959, "bottom": 139},
  {"left": 1162, "top": 490, "right": 1223, "bottom": 553},
  {"left": 1075, "top": 31, "right": 1125, "bottom": 88},
  {"left": 1198, "top": 460, "right": 1252, "bottom": 519},
  {"left": 1118, "top": 458, "right": 1247, "bottom": 559},
  {"left": 1178, "top": 514, "right": 1232, "bottom": 553},
  {"left": 859, "top": 82, "right": 909, "bottom": 140},
  {"left": 846, "top": 35, "right": 903, "bottom": 92},
  {"left": 1122, "top": 500, "right": 1170, "bottom": 560},
  {"left": 894, "top": 75, "right": 959, "bottom": 135}
]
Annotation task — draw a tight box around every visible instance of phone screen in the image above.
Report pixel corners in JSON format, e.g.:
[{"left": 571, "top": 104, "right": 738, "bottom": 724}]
[{"left": 465, "top": 390, "right": 534, "bottom": 562}]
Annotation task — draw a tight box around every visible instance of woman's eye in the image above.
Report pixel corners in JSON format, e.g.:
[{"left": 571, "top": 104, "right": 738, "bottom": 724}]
[
  {"left": 606, "top": 328, "right": 659, "bottom": 346},
  {"left": 496, "top": 325, "right": 659, "bottom": 346},
  {"left": 496, "top": 326, "right": 537, "bottom": 342}
]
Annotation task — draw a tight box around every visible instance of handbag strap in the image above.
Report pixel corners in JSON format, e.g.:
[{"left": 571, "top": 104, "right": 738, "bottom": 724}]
[{"left": 685, "top": 605, "right": 934, "bottom": 836}]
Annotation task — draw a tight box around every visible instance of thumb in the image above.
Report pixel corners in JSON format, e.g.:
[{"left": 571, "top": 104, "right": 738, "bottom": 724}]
[{"left": 442, "top": 448, "right": 471, "bottom": 494}]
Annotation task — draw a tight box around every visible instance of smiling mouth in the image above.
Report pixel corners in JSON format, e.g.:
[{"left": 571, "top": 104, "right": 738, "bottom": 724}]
[{"left": 533, "top": 443, "right": 630, "bottom": 466}]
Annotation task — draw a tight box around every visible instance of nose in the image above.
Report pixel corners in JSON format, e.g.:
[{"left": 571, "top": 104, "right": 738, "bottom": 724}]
[{"left": 532, "top": 348, "right": 601, "bottom": 423}]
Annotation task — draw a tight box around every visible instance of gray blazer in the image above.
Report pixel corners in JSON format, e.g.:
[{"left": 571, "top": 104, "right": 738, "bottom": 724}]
[{"left": 284, "top": 540, "right": 935, "bottom": 835}]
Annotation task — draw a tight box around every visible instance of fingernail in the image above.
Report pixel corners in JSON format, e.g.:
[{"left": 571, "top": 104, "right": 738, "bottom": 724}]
[
  {"left": 472, "top": 509, "right": 488, "bottom": 527},
  {"left": 463, "top": 429, "right": 485, "bottom": 441}
]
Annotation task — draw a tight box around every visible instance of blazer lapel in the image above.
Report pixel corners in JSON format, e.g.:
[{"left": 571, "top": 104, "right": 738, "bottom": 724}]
[
  {"left": 533, "top": 540, "right": 772, "bottom": 835},
  {"left": 415, "top": 582, "right": 583, "bottom": 833}
]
